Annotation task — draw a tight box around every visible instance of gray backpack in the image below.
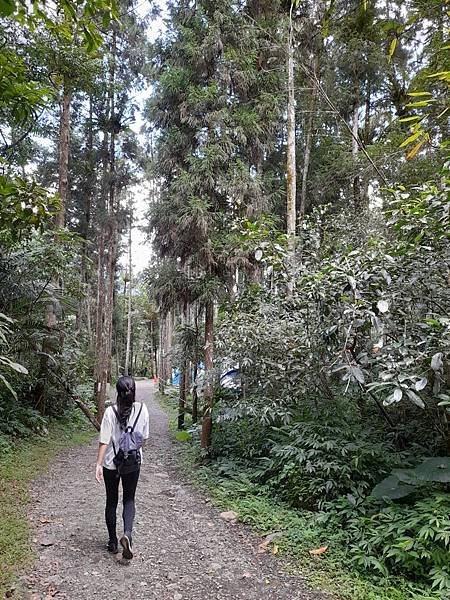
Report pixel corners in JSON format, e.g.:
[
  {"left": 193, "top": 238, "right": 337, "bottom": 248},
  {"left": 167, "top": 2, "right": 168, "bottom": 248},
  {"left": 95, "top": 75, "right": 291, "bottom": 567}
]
[{"left": 112, "top": 403, "right": 144, "bottom": 475}]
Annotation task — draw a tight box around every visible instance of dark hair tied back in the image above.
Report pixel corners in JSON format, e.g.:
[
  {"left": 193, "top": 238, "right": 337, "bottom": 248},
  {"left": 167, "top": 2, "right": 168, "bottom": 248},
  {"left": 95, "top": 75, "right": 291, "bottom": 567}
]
[{"left": 116, "top": 375, "right": 136, "bottom": 428}]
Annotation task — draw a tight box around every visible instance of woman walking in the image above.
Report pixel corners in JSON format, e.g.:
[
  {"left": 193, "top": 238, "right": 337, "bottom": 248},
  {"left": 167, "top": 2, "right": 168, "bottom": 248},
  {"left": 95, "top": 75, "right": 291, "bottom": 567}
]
[{"left": 95, "top": 376, "right": 149, "bottom": 559}]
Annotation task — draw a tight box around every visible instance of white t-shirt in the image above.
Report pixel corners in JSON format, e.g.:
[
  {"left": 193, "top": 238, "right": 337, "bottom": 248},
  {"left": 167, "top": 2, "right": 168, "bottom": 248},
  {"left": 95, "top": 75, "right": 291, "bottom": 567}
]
[{"left": 99, "top": 402, "right": 150, "bottom": 470}]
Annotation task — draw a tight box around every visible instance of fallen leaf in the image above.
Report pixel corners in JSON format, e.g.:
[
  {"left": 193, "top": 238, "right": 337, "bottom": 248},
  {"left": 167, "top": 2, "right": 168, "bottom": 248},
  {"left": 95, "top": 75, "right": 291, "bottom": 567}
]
[
  {"left": 258, "top": 531, "right": 282, "bottom": 553},
  {"left": 309, "top": 545, "right": 328, "bottom": 555},
  {"left": 263, "top": 531, "right": 283, "bottom": 544},
  {"left": 271, "top": 544, "right": 279, "bottom": 555},
  {"left": 257, "top": 543, "right": 267, "bottom": 554}
]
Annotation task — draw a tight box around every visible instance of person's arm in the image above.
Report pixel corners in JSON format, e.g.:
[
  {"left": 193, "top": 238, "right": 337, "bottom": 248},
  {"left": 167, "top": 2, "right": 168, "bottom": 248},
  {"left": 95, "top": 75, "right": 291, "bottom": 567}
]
[
  {"left": 96, "top": 407, "right": 112, "bottom": 482},
  {"left": 141, "top": 404, "right": 150, "bottom": 450},
  {"left": 95, "top": 443, "right": 108, "bottom": 482}
]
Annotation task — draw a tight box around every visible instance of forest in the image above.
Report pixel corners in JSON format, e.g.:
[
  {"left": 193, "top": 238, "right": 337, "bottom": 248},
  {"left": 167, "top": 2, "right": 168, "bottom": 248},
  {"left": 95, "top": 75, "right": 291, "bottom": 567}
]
[{"left": 0, "top": 0, "right": 449, "bottom": 598}]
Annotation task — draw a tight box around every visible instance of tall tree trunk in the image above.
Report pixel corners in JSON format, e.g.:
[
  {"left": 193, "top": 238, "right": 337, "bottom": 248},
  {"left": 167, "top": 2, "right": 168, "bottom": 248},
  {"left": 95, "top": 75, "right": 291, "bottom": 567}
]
[
  {"left": 103, "top": 26, "right": 118, "bottom": 398},
  {"left": 191, "top": 305, "right": 199, "bottom": 424},
  {"left": 149, "top": 320, "right": 157, "bottom": 378},
  {"left": 361, "top": 77, "right": 372, "bottom": 205},
  {"left": 93, "top": 123, "right": 108, "bottom": 415},
  {"left": 56, "top": 84, "right": 71, "bottom": 229},
  {"left": 104, "top": 218, "right": 118, "bottom": 388},
  {"left": 166, "top": 310, "right": 173, "bottom": 383},
  {"left": 159, "top": 310, "right": 173, "bottom": 393},
  {"left": 352, "top": 98, "right": 361, "bottom": 207},
  {"left": 124, "top": 207, "right": 133, "bottom": 376},
  {"left": 34, "top": 82, "right": 71, "bottom": 412},
  {"left": 94, "top": 28, "right": 118, "bottom": 421},
  {"left": 178, "top": 361, "right": 187, "bottom": 430},
  {"left": 158, "top": 312, "right": 166, "bottom": 394},
  {"left": 178, "top": 303, "right": 188, "bottom": 430},
  {"left": 200, "top": 300, "right": 214, "bottom": 450},
  {"left": 77, "top": 95, "right": 94, "bottom": 334},
  {"left": 300, "top": 57, "right": 318, "bottom": 216},
  {"left": 286, "top": 2, "right": 297, "bottom": 293},
  {"left": 192, "top": 361, "right": 198, "bottom": 424}
]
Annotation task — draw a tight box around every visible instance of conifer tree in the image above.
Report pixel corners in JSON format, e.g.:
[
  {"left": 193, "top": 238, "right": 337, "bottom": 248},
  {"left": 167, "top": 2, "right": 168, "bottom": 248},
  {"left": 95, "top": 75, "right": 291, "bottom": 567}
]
[{"left": 149, "top": 0, "right": 288, "bottom": 448}]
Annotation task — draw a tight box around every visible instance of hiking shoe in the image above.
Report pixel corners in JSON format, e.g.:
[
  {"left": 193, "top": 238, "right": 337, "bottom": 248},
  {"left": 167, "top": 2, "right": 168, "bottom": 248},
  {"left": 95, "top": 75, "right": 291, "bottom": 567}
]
[
  {"left": 107, "top": 540, "right": 118, "bottom": 554},
  {"left": 120, "top": 535, "right": 133, "bottom": 560}
]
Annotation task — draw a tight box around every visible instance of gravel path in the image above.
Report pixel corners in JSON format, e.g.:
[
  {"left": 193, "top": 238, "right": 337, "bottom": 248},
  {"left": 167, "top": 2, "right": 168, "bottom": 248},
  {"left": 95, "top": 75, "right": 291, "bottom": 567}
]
[{"left": 23, "top": 380, "right": 329, "bottom": 600}]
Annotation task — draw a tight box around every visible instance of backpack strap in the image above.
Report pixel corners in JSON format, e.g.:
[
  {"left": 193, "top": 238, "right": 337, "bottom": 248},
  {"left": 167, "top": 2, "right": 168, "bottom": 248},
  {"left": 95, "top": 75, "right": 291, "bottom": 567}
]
[
  {"left": 130, "top": 403, "right": 143, "bottom": 432},
  {"left": 112, "top": 405, "right": 122, "bottom": 422},
  {"left": 111, "top": 402, "right": 143, "bottom": 438},
  {"left": 111, "top": 406, "right": 122, "bottom": 457}
]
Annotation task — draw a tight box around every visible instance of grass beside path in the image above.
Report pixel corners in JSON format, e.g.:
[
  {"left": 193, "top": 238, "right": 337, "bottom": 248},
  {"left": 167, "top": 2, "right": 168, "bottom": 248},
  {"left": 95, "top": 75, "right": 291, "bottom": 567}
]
[{"left": 0, "top": 417, "right": 96, "bottom": 598}]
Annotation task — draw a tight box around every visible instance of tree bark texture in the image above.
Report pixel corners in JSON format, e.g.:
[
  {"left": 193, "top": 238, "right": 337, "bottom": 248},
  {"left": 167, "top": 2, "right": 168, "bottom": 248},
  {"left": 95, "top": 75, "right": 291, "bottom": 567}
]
[
  {"left": 158, "top": 313, "right": 166, "bottom": 394},
  {"left": 94, "top": 28, "right": 118, "bottom": 421},
  {"left": 200, "top": 300, "right": 214, "bottom": 450},
  {"left": 56, "top": 84, "right": 71, "bottom": 229},
  {"left": 77, "top": 95, "right": 94, "bottom": 334},
  {"left": 286, "top": 6, "right": 297, "bottom": 244},
  {"left": 286, "top": 4, "right": 297, "bottom": 296},
  {"left": 352, "top": 100, "right": 361, "bottom": 207},
  {"left": 178, "top": 303, "right": 188, "bottom": 430},
  {"left": 125, "top": 209, "right": 133, "bottom": 376},
  {"left": 300, "top": 57, "right": 318, "bottom": 216},
  {"left": 34, "top": 82, "right": 71, "bottom": 413}
]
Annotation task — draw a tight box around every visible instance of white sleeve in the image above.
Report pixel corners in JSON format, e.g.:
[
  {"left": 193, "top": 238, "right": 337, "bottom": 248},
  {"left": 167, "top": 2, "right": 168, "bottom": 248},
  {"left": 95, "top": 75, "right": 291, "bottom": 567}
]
[
  {"left": 141, "top": 404, "right": 150, "bottom": 439},
  {"left": 99, "top": 407, "right": 113, "bottom": 445}
]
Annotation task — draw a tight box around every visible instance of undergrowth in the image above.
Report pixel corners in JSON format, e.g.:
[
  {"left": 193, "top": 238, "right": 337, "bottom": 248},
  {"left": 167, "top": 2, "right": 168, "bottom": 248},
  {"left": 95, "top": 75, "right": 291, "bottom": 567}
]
[
  {"left": 158, "top": 391, "right": 448, "bottom": 600},
  {"left": 0, "top": 410, "right": 96, "bottom": 598}
]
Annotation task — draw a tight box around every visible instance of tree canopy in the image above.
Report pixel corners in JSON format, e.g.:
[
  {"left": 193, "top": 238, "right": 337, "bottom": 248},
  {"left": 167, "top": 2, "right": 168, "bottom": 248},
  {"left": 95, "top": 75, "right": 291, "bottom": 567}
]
[{"left": 0, "top": 0, "right": 449, "bottom": 597}]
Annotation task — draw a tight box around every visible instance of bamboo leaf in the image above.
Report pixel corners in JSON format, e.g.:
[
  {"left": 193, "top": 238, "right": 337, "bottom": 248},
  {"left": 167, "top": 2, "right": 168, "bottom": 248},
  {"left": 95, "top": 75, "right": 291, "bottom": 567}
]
[
  {"left": 399, "top": 131, "right": 422, "bottom": 148},
  {"left": 406, "top": 135, "right": 428, "bottom": 160},
  {"left": 405, "top": 100, "right": 435, "bottom": 108},
  {"left": 388, "top": 37, "right": 397, "bottom": 61},
  {"left": 398, "top": 116, "right": 421, "bottom": 123},
  {"left": 407, "top": 92, "right": 432, "bottom": 97},
  {"left": 427, "top": 70, "right": 450, "bottom": 79}
]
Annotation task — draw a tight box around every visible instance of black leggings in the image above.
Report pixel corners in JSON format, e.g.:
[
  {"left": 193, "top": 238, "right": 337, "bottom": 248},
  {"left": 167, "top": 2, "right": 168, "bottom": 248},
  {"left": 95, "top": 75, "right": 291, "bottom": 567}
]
[{"left": 103, "top": 467, "right": 140, "bottom": 542}]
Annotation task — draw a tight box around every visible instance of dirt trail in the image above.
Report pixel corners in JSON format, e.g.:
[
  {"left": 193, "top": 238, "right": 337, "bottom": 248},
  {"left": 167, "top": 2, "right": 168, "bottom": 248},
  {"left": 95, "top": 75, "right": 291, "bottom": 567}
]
[{"left": 23, "top": 380, "right": 329, "bottom": 600}]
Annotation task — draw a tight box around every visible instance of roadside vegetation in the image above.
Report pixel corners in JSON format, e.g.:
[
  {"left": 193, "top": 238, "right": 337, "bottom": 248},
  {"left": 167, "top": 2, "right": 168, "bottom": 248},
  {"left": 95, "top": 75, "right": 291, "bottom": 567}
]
[
  {"left": 0, "top": 414, "right": 94, "bottom": 598},
  {"left": 162, "top": 388, "right": 449, "bottom": 600}
]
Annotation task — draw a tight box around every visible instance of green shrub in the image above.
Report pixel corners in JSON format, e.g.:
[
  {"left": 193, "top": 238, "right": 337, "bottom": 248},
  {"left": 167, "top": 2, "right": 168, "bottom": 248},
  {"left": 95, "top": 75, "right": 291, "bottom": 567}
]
[
  {"left": 0, "top": 397, "right": 47, "bottom": 437},
  {"left": 212, "top": 410, "right": 270, "bottom": 460},
  {"left": 256, "top": 417, "right": 403, "bottom": 509},
  {"left": 346, "top": 494, "right": 450, "bottom": 591}
]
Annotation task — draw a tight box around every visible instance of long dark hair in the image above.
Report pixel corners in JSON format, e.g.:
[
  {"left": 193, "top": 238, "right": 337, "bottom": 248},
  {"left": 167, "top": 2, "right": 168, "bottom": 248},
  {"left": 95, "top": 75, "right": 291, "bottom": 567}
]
[{"left": 116, "top": 376, "right": 136, "bottom": 428}]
